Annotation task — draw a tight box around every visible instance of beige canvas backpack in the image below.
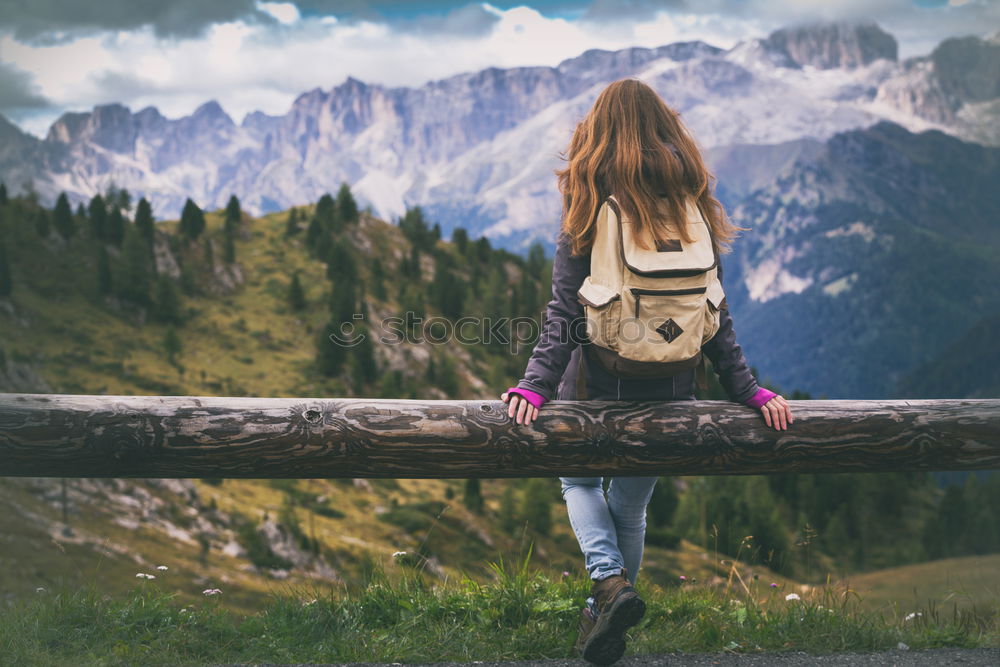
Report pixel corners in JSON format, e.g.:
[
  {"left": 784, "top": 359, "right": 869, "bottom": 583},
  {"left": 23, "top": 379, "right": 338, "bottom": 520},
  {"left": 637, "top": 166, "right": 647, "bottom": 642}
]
[{"left": 575, "top": 194, "right": 727, "bottom": 391}]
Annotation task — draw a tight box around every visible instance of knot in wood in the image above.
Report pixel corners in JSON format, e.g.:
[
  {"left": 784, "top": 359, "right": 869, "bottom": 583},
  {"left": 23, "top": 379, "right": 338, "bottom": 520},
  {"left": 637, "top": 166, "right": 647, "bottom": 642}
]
[
  {"left": 586, "top": 426, "right": 621, "bottom": 458},
  {"left": 302, "top": 408, "right": 323, "bottom": 424}
]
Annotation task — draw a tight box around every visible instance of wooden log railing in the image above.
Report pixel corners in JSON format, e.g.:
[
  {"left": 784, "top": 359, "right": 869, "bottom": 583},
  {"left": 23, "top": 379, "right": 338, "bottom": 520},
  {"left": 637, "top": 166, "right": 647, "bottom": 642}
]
[{"left": 0, "top": 394, "right": 998, "bottom": 478}]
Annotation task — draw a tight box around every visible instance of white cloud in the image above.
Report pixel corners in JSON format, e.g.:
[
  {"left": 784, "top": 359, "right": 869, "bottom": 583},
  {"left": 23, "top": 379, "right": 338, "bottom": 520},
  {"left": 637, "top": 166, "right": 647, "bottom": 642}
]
[{"left": 257, "top": 2, "right": 300, "bottom": 25}]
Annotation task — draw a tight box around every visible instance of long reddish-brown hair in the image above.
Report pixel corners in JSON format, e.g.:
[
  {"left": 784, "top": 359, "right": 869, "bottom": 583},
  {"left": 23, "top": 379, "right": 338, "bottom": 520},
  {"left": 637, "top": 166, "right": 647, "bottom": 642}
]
[{"left": 556, "top": 78, "right": 745, "bottom": 256}]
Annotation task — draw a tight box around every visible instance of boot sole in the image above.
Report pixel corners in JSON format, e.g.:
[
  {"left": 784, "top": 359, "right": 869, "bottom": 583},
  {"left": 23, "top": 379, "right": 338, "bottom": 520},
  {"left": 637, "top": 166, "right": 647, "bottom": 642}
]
[{"left": 581, "top": 592, "right": 646, "bottom": 666}]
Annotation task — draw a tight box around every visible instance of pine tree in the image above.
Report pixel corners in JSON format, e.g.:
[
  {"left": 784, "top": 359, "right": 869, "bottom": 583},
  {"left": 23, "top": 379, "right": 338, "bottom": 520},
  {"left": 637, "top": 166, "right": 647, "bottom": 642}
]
[
  {"left": 648, "top": 477, "right": 679, "bottom": 528},
  {"left": 325, "top": 241, "right": 356, "bottom": 283},
  {"left": 35, "top": 209, "right": 50, "bottom": 237},
  {"left": 224, "top": 194, "right": 241, "bottom": 228},
  {"left": 134, "top": 198, "right": 155, "bottom": 247},
  {"left": 451, "top": 227, "right": 469, "bottom": 253},
  {"left": 75, "top": 202, "right": 85, "bottom": 218},
  {"left": 317, "top": 281, "right": 357, "bottom": 376},
  {"left": 370, "top": 258, "right": 386, "bottom": 301},
  {"left": 305, "top": 215, "right": 324, "bottom": 254},
  {"left": 284, "top": 207, "right": 300, "bottom": 237},
  {"left": 430, "top": 254, "right": 465, "bottom": 319},
  {"left": 316, "top": 318, "right": 347, "bottom": 376},
  {"left": 463, "top": 479, "right": 484, "bottom": 514},
  {"left": 163, "top": 324, "right": 182, "bottom": 366},
  {"left": 329, "top": 280, "right": 357, "bottom": 324},
  {"left": 349, "top": 324, "right": 377, "bottom": 390},
  {"left": 96, "top": 245, "right": 112, "bottom": 295},
  {"left": 0, "top": 182, "right": 7, "bottom": 205},
  {"left": 519, "top": 478, "right": 553, "bottom": 533},
  {"left": 152, "top": 275, "right": 182, "bottom": 324},
  {"left": 377, "top": 369, "right": 405, "bottom": 398},
  {"left": 180, "top": 198, "right": 205, "bottom": 242},
  {"left": 400, "top": 206, "right": 435, "bottom": 251},
  {"left": 316, "top": 193, "right": 337, "bottom": 225},
  {"left": 519, "top": 268, "right": 538, "bottom": 317},
  {"left": 407, "top": 244, "right": 422, "bottom": 282},
  {"left": 53, "top": 192, "right": 75, "bottom": 239},
  {"left": 288, "top": 271, "right": 307, "bottom": 311},
  {"left": 107, "top": 206, "right": 125, "bottom": 247},
  {"left": 499, "top": 483, "right": 518, "bottom": 533},
  {"left": 527, "top": 241, "right": 546, "bottom": 277},
  {"left": 223, "top": 195, "right": 241, "bottom": 263},
  {"left": 223, "top": 230, "right": 236, "bottom": 264},
  {"left": 117, "top": 227, "right": 153, "bottom": 305},
  {"left": 434, "top": 352, "right": 460, "bottom": 397},
  {"left": 336, "top": 183, "right": 358, "bottom": 225},
  {"left": 105, "top": 184, "right": 132, "bottom": 213},
  {"left": 88, "top": 194, "right": 108, "bottom": 241},
  {"left": 0, "top": 240, "right": 11, "bottom": 297}
]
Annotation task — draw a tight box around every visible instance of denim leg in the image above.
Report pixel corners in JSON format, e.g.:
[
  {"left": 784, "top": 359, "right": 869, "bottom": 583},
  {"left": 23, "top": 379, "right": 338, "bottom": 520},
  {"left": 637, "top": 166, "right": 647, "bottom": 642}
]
[
  {"left": 559, "top": 476, "right": 625, "bottom": 582},
  {"left": 606, "top": 476, "right": 659, "bottom": 587}
]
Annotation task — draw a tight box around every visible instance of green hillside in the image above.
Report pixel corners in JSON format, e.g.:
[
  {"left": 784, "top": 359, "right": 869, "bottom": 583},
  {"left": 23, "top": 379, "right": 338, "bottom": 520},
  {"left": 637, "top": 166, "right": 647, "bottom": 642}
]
[{"left": 0, "top": 183, "right": 997, "bottom": 618}]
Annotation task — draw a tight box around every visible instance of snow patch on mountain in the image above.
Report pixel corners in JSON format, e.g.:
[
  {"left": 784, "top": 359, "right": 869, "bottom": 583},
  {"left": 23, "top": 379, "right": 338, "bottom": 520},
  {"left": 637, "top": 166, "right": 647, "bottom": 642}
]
[{"left": 745, "top": 247, "right": 814, "bottom": 303}]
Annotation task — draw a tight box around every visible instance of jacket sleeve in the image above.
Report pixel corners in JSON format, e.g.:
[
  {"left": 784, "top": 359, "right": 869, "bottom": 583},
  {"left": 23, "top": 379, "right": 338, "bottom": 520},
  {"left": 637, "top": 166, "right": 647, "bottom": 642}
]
[
  {"left": 514, "top": 231, "right": 590, "bottom": 401},
  {"left": 701, "top": 257, "right": 763, "bottom": 404}
]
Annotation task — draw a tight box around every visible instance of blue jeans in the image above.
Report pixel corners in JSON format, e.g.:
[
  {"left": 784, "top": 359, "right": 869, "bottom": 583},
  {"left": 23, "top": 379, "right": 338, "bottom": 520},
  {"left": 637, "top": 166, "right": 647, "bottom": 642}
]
[
  {"left": 559, "top": 475, "right": 658, "bottom": 589},
  {"left": 559, "top": 345, "right": 694, "bottom": 607}
]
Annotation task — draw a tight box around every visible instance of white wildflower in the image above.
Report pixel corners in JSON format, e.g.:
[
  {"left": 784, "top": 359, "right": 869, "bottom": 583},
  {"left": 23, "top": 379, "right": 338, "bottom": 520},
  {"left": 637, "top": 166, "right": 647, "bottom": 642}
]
[
  {"left": 35, "top": 587, "right": 46, "bottom": 593},
  {"left": 905, "top": 612, "right": 922, "bottom": 621},
  {"left": 156, "top": 565, "right": 169, "bottom": 571},
  {"left": 392, "top": 550, "right": 407, "bottom": 559},
  {"left": 202, "top": 588, "right": 222, "bottom": 596},
  {"left": 135, "top": 572, "right": 156, "bottom": 580},
  {"left": 785, "top": 593, "right": 800, "bottom": 601}
]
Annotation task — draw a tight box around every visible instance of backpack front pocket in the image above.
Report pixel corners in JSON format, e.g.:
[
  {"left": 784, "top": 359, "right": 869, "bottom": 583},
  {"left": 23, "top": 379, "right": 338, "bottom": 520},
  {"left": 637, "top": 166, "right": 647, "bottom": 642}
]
[{"left": 620, "top": 286, "right": 707, "bottom": 362}]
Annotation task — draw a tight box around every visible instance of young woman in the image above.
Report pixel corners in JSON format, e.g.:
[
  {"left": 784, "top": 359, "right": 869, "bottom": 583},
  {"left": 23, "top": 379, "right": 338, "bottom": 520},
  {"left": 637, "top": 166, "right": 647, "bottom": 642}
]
[{"left": 500, "top": 78, "right": 793, "bottom": 665}]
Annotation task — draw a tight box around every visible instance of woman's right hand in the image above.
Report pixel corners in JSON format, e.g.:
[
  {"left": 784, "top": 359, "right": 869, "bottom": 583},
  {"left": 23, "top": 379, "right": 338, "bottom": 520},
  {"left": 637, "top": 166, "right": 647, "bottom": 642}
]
[
  {"left": 501, "top": 391, "right": 540, "bottom": 426},
  {"left": 759, "top": 395, "right": 793, "bottom": 430}
]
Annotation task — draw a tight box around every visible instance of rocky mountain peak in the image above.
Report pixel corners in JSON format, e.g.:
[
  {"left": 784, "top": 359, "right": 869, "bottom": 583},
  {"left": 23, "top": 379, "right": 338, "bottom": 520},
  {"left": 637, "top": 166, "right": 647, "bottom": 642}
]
[
  {"left": 929, "top": 35, "right": 1000, "bottom": 103},
  {"left": 764, "top": 21, "right": 898, "bottom": 70},
  {"left": 191, "top": 100, "right": 234, "bottom": 126}
]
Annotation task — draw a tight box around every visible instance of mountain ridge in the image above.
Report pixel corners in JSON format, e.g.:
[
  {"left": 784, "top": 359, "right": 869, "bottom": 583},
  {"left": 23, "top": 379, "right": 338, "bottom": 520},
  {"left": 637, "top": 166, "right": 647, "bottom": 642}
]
[{"left": 2, "top": 20, "right": 997, "bottom": 251}]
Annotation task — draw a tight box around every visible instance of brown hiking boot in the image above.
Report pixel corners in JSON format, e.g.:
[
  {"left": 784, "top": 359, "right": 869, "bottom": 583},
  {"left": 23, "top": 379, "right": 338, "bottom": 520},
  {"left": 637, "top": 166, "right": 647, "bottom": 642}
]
[
  {"left": 576, "top": 568, "right": 646, "bottom": 665},
  {"left": 573, "top": 606, "right": 602, "bottom": 656}
]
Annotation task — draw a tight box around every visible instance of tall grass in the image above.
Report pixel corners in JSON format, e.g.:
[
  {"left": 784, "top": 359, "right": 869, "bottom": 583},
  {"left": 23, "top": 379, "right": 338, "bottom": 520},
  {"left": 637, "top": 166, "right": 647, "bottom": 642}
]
[{"left": 2, "top": 547, "right": 997, "bottom": 666}]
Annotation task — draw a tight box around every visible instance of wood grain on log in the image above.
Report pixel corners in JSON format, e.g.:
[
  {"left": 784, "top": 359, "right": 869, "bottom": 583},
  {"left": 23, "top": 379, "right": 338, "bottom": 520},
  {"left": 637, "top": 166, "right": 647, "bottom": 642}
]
[{"left": 1, "top": 394, "right": 998, "bottom": 478}]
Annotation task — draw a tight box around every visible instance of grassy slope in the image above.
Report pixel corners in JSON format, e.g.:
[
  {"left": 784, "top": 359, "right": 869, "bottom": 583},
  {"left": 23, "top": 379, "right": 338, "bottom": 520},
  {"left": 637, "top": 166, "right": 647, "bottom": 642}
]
[
  {"left": 0, "top": 202, "right": 996, "bottom": 622},
  {"left": 835, "top": 554, "right": 1000, "bottom": 615}
]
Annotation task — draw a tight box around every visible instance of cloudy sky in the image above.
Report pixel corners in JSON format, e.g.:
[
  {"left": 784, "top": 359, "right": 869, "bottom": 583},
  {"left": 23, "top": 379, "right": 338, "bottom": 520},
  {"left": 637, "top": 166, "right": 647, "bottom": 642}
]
[{"left": 2, "top": 0, "right": 996, "bottom": 139}]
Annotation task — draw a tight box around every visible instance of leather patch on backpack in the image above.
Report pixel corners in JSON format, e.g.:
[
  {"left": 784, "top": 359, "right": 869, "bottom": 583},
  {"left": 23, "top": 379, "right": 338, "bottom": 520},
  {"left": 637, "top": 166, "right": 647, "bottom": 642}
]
[
  {"left": 656, "top": 318, "right": 684, "bottom": 343},
  {"left": 654, "top": 238, "right": 682, "bottom": 252}
]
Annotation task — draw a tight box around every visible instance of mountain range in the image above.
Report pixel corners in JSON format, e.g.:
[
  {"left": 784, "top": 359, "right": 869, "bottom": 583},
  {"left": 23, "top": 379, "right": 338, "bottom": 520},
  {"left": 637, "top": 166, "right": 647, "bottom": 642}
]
[{"left": 2, "top": 21, "right": 998, "bottom": 253}]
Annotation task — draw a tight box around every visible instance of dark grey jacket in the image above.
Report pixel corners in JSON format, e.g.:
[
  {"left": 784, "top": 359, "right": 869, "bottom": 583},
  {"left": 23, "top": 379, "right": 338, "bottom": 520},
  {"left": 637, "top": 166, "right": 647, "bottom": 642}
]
[{"left": 515, "top": 230, "right": 763, "bottom": 403}]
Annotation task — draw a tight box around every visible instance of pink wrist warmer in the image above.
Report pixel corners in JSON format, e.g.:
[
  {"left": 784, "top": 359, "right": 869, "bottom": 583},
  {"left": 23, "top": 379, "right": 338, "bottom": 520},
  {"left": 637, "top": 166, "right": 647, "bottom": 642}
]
[
  {"left": 744, "top": 387, "right": 777, "bottom": 409},
  {"left": 506, "top": 387, "right": 547, "bottom": 409}
]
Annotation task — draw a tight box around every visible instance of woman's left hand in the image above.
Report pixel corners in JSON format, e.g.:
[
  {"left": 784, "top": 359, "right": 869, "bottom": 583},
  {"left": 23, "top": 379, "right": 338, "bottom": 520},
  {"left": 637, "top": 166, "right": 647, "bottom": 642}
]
[{"left": 501, "top": 391, "right": 539, "bottom": 426}]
